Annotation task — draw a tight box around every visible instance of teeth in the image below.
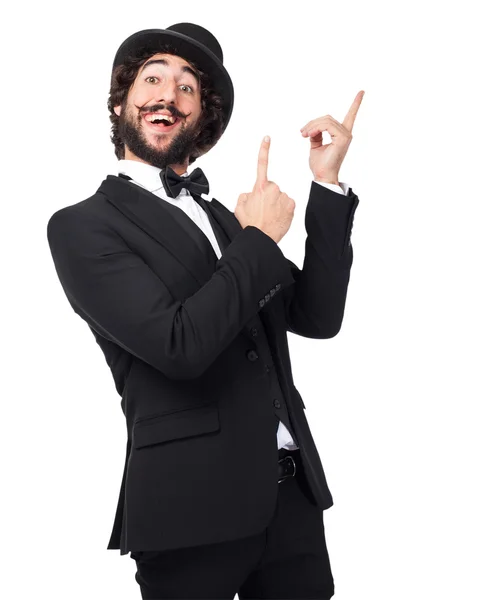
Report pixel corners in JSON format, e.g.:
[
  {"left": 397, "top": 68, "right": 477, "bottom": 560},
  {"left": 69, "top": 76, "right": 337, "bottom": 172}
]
[{"left": 145, "top": 113, "right": 177, "bottom": 124}]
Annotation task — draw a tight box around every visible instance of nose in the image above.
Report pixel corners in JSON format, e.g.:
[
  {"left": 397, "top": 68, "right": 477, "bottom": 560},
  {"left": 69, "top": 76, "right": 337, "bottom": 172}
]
[{"left": 154, "top": 78, "right": 179, "bottom": 106}]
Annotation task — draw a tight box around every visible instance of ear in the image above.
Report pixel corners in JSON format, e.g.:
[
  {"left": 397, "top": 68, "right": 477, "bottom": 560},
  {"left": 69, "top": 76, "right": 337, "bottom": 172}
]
[{"left": 114, "top": 105, "right": 121, "bottom": 117}]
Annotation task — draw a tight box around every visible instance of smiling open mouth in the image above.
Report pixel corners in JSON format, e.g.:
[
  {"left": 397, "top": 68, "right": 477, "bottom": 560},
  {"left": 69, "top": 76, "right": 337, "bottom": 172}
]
[{"left": 143, "top": 113, "right": 181, "bottom": 131}]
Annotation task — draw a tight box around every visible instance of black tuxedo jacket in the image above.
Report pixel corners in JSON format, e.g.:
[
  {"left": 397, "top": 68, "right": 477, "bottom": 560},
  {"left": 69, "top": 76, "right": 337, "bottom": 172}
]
[{"left": 46, "top": 174, "right": 359, "bottom": 555}]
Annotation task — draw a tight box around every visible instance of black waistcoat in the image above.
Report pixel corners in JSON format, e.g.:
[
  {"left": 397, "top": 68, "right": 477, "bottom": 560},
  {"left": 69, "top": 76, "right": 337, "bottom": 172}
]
[{"left": 192, "top": 191, "right": 299, "bottom": 449}]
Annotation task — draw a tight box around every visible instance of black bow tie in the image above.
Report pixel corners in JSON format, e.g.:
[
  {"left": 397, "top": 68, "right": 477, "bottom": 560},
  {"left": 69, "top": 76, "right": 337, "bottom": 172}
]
[{"left": 160, "top": 165, "right": 209, "bottom": 199}]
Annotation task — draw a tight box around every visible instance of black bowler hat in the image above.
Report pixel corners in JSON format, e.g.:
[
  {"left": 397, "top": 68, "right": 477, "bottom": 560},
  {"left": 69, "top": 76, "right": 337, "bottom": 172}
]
[{"left": 112, "top": 23, "right": 234, "bottom": 133}]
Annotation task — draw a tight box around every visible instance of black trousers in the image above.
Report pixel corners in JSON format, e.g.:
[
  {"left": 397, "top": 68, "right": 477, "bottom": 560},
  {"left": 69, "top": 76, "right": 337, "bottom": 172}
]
[{"left": 130, "top": 448, "right": 334, "bottom": 599}]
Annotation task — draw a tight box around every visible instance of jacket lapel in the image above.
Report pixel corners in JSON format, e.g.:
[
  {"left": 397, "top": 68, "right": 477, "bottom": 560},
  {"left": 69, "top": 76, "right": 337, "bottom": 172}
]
[
  {"left": 99, "top": 175, "right": 241, "bottom": 288},
  {"left": 197, "top": 193, "right": 242, "bottom": 252}
]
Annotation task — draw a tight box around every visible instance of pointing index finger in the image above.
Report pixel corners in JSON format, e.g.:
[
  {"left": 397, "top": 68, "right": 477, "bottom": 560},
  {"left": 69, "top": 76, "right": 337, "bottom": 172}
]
[
  {"left": 342, "top": 90, "right": 365, "bottom": 132},
  {"left": 256, "top": 135, "right": 270, "bottom": 187}
]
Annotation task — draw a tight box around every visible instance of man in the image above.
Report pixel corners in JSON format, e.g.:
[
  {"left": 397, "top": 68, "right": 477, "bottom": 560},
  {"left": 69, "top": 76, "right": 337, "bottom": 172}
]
[{"left": 47, "top": 23, "right": 363, "bottom": 599}]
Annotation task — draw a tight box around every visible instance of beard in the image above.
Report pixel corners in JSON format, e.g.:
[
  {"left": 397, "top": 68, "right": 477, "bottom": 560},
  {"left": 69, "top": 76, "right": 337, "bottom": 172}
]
[{"left": 118, "top": 103, "right": 202, "bottom": 170}]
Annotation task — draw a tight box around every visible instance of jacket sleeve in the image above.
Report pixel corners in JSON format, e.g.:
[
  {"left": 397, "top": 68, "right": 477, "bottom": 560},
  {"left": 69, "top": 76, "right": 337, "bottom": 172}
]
[
  {"left": 280, "top": 181, "right": 360, "bottom": 339},
  {"left": 46, "top": 208, "right": 295, "bottom": 380}
]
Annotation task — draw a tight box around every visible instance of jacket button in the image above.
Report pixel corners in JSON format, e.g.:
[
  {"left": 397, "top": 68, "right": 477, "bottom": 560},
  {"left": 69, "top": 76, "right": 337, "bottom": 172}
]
[
  {"left": 250, "top": 327, "right": 258, "bottom": 337},
  {"left": 270, "top": 288, "right": 276, "bottom": 297},
  {"left": 265, "top": 293, "right": 271, "bottom": 302},
  {"left": 247, "top": 350, "right": 259, "bottom": 361},
  {"left": 273, "top": 399, "right": 281, "bottom": 409},
  {"left": 259, "top": 299, "right": 265, "bottom": 308},
  {"left": 275, "top": 283, "right": 281, "bottom": 291}
]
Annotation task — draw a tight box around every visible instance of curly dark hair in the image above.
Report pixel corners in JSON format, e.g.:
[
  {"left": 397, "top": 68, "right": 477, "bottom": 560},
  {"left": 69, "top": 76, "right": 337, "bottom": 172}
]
[{"left": 107, "top": 43, "right": 225, "bottom": 165}]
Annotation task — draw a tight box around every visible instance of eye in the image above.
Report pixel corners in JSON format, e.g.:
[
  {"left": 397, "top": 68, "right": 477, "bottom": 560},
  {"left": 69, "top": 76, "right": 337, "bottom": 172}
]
[{"left": 145, "top": 77, "right": 193, "bottom": 93}]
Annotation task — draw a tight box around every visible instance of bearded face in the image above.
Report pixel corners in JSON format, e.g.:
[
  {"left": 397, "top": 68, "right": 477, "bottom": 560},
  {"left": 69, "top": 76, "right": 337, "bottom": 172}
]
[{"left": 114, "top": 53, "right": 203, "bottom": 169}]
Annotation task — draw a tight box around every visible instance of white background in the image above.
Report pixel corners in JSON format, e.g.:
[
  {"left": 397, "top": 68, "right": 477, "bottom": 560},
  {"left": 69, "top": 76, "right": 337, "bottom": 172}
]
[{"left": 2, "top": 0, "right": 478, "bottom": 598}]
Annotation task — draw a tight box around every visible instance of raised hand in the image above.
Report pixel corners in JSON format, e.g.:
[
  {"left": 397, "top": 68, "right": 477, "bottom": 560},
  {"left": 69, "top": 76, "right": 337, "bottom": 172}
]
[{"left": 300, "top": 90, "right": 365, "bottom": 183}]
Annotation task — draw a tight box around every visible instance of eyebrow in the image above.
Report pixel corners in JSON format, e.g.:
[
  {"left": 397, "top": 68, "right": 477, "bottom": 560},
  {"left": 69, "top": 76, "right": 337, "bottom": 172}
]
[{"left": 139, "top": 59, "right": 200, "bottom": 86}]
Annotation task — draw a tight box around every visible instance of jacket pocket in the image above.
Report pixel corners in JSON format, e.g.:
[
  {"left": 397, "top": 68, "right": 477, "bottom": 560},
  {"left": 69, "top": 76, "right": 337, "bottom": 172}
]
[{"left": 133, "top": 403, "right": 220, "bottom": 449}]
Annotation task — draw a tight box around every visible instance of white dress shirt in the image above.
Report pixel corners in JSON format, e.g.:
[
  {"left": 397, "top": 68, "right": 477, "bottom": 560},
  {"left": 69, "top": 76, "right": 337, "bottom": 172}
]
[{"left": 115, "top": 159, "right": 349, "bottom": 451}]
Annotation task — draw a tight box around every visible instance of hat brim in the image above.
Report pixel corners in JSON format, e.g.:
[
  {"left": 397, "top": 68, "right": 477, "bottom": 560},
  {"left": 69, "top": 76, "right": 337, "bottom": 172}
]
[{"left": 112, "top": 29, "right": 234, "bottom": 132}]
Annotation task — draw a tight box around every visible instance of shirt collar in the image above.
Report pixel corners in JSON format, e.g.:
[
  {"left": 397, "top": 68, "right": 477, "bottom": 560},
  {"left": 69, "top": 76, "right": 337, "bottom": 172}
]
[{"left": 117, "top": 159, "right": 193, "bottom": 199}]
